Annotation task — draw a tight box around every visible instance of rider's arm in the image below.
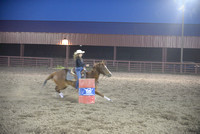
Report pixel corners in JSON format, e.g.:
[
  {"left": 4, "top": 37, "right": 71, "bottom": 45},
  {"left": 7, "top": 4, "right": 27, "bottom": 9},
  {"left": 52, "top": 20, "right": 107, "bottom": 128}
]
[{"left": 76, "top": 58, "right": 85, "bottom": 67}]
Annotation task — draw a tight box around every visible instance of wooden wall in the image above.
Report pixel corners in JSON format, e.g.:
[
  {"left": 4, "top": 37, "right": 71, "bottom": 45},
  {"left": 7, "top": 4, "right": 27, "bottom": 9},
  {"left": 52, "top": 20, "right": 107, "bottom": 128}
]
[{"left": 0, "top": 32, "right": 199, "bottom": 48}]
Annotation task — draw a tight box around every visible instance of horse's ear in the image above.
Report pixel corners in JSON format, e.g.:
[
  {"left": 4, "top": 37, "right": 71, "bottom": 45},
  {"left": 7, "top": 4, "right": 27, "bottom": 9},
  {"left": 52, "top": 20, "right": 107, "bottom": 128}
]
[
  {"left": 102, "top": 60, "right": 106, "bottom": 64},
  {"left": 93, "top": 62, "right": 97, "bottom": 67}
]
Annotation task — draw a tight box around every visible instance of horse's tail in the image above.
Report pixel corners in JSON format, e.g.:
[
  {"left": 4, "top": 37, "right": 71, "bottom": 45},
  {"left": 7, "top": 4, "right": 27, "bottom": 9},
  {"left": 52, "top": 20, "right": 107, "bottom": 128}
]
[{"left": 43, "top": 72, "right": 55, "bottom": 87}]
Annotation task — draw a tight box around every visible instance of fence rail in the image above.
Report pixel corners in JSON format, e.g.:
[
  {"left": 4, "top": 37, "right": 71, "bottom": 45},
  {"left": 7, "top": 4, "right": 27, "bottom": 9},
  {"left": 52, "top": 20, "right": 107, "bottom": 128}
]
[{"left": 0, "top": 56, "right": 199, "bottom": 74}]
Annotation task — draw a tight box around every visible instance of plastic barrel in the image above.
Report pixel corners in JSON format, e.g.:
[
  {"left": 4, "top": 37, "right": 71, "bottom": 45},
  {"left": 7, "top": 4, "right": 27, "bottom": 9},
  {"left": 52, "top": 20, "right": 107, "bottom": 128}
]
[{"left": 79, "top": 79, "right": 95, "bottom": 104}]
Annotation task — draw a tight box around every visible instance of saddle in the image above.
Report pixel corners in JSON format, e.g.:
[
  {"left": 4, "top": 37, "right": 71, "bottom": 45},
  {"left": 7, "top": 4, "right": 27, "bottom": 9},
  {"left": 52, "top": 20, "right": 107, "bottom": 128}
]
[{"left": 66, "top": 68, "right": 86, "bottom": 81}]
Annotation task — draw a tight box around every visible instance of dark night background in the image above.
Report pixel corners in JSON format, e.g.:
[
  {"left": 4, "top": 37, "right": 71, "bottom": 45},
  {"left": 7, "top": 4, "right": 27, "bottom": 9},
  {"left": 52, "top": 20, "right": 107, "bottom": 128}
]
[{"left": 1, "top": 0, "right": 200, "bottom": 24}]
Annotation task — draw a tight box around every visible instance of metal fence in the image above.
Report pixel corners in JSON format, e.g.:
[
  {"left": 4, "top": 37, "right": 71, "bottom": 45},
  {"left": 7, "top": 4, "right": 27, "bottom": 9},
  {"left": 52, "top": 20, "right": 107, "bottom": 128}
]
[{"left": 0, "top": 56, "right": 199, "bottom": 74}]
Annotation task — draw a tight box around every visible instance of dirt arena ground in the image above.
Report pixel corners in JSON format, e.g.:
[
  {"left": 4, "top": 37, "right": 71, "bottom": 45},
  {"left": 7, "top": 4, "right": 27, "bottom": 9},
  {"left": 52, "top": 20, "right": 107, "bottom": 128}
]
[{"left": 0, "top": 67, "right": 200, "bottom": 134}]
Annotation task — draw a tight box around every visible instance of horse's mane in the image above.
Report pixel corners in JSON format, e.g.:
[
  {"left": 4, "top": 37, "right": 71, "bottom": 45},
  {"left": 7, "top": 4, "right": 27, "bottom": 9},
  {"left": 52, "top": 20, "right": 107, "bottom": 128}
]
[
  {"left": 91, "top": 62, "right": 105, "bottom": 73},
  {"left": 86, "top": 62, "right": 105, "bottom": 80}
]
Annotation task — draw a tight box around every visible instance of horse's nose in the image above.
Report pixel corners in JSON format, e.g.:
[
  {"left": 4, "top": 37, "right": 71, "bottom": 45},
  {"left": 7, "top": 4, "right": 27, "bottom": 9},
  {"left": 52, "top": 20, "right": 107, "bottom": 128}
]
[{"left": 108, "top": 73, "right": 112, "bottom": 77}]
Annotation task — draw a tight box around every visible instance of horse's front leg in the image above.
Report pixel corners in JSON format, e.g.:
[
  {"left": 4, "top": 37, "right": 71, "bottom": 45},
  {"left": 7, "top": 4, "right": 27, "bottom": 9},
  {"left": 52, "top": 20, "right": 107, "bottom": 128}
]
[{"left": 95, "top": 86, "right": 112, "bottom": 102}]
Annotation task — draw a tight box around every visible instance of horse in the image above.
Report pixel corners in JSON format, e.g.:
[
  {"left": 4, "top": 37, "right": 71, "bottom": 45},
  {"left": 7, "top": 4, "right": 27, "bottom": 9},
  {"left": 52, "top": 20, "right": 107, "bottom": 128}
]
[{"left": 43, "top": 61, "right": 112, "bottom": 101}]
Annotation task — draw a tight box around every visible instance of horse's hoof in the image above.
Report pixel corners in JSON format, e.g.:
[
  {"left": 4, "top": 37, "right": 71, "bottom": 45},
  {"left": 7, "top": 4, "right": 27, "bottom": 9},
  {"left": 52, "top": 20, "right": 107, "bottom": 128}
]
[
  {"left": 59, "top": 93, "right": 64, "bottom": 98},
  {"left": 104, "top": 96, "right": 111, "bottom": 101}
]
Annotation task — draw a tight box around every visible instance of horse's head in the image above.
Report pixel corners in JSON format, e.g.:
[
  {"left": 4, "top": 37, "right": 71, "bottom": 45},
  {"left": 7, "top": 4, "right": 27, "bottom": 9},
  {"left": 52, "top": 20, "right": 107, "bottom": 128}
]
[{"left": 93, "top": 61, "right": 112, "bottom": 77}]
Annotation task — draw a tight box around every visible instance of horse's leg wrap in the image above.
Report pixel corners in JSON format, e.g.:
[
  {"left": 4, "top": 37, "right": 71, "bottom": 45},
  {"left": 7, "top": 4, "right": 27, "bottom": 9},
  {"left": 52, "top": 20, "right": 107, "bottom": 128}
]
[
  {"left": 59, "top": 92, "right": 64, "bottom": 98},
  {"left": 104, "top": 96, "right": 112, "bottom": 101}
]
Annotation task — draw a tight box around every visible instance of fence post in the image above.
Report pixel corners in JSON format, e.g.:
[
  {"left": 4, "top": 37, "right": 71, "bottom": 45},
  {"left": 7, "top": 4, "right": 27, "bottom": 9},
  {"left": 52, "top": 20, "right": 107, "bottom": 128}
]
[
  {"left": 180, "top": 63, "right": 183, "bottom": 74},
  {"left": 8, "top": 57, "right": 10, "bottom": 67},
  {"left": 93, "top": 60, "right": 95, "bottom": 65},
  {"left": 195, "top": 66, "right": 197, "bottom": 74},
  {"left": 21, "top": 57, "right": 24, "bottom": 67},
  {"left": 184, "top": 64, "right": 186, "bottom": 73},
  {"left": 36, "top": 59, "right": 38, "bottom": 67},
  {"left": 173, "top": 64, "right": 175, "bottom": 74},
  {"left": 50, "top": 59, "right": 53, "bottom": 68},
  {"left": 128, "top": 61, "right": 130, "bottom": 72},
  {"left": 116, "top": 62, "right": 118, "bottom": 72},
  {"left": 162, "top": 62, "right": 165, "bottom": 73}
]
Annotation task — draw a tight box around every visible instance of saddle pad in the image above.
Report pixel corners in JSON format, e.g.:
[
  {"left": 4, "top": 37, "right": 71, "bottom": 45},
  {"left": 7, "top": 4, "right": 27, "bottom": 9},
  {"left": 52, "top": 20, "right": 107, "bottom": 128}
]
[{"left": 66, "top": 71, "right": 76, "bottom": 81}]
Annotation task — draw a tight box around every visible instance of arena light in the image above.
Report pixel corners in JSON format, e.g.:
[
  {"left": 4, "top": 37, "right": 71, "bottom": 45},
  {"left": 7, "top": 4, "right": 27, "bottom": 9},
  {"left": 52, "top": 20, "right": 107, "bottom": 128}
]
[
  {"left": 62, "top": 38, "right": 68, "bottom": 45},
  {"left": 179, "top": 0, "right": 185, "bottom": 65},
  {"left": 178, "top": 5, "right": 184, "bottom": 11}
]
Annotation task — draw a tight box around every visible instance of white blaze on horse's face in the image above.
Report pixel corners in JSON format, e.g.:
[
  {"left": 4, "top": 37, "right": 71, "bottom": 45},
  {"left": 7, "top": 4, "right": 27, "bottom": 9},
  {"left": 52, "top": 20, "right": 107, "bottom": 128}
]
[{"left": 103, "top": 64, "right": 112, "bottom": 77}]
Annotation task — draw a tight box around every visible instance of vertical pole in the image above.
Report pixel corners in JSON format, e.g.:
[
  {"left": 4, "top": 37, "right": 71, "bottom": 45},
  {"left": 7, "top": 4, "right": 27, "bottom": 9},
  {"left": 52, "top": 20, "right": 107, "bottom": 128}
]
[
  {"left": 180, "top": 0, "right": 185, "bottom": 73},
  {"left": 162, "top": 48, "right": 165, "bottom": 73},
  {"left": 128, "top": 61, "right": 130, "bottom": 72},
  {"left": 50, "top": 58, "right": 53, "bottom": 68},
  {"left": 116, "top": 62, "right": 118, "bottom": 72},
  {"left": 113, "top": 46, "right": 117, "bottom": 66},
  {"left": 66, "top": 45, "right": 70, "bottom": 67},
  {"left": 8, "top": 57, "right": 10, "bottom": 67},
  {"left": 36, "top": 59, "right": 38, "bottom": 67},
  {"left": 113, "top": 46, "right": 116, "bottom": 61},
  {"left": 20, "top": 44, "right": 24, "bottom": 67},
  {"left": 195, "top": 65, "right": 197, "bottom": 74},
  {"left": 162, "top": 48, "right": 167, "bottom": 73},
  {"left": 20, "top": 44, "right": 24, "bottom": 57}
]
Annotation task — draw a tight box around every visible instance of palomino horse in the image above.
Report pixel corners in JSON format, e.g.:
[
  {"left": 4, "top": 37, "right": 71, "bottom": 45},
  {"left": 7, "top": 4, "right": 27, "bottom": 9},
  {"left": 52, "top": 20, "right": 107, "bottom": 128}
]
[{"left": 43, "top": 61, "right": 112, "bottom": 101}]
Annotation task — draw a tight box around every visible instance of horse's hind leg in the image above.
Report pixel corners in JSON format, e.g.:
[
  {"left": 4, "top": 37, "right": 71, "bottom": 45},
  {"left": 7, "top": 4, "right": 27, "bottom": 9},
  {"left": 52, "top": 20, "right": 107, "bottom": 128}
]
[
  {"left": 55, "top": 86, "right": 63, "bottom": 98},
  {"left": 55, "top": 86, "right": 67, "bottom": 98},
  {"left": 55, "top": 86, "right": 59, "bottom": 93}
]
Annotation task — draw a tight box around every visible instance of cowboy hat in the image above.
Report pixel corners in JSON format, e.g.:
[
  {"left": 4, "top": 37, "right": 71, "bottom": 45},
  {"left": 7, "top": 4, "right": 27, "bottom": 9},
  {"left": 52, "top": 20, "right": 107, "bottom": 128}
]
[{"left": 75, "top": 49, "right": 85, "bottom": 54}]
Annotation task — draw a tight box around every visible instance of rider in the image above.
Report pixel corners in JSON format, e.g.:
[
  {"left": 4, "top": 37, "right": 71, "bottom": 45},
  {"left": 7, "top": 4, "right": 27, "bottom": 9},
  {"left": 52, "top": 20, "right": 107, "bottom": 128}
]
[{"left": 73, "top": 49, "right": 89, "bottom": 89}]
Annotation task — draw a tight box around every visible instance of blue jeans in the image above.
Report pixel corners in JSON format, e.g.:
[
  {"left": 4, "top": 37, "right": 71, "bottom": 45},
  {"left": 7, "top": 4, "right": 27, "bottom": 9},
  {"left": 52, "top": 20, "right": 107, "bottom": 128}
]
[{"left": 75, "top": 67, "right": 83, "bottom": 89}]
